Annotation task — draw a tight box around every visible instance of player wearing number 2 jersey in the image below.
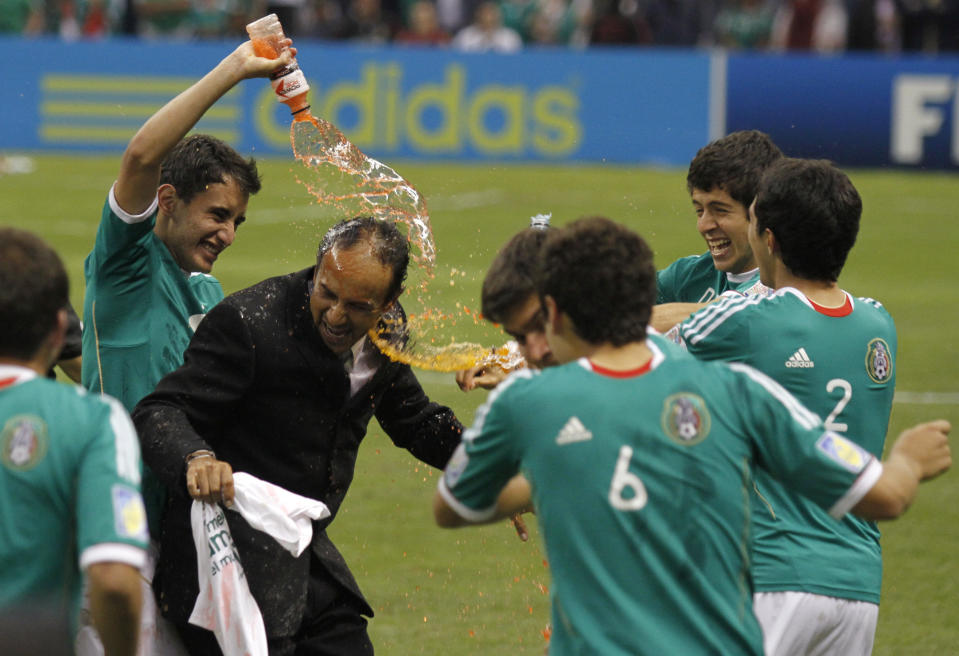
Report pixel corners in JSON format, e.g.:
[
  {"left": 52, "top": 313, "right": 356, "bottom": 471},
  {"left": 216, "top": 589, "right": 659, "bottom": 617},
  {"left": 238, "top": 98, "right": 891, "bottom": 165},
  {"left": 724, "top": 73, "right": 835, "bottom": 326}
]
[
  {"left": 432, "top": 216, "right": 949, "bottom": 656},
  {"left": 681, "top": 158, "right": 896, "bottom": 655}
]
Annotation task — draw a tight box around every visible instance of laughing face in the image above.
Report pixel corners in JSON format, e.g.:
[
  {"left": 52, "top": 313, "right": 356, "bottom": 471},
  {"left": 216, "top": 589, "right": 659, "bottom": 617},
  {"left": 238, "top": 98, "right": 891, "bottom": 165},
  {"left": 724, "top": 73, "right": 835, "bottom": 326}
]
[
  {"left": 310, "top": 243, "right": 395, "bottom": 355},
  {"left": 158, "top": 177, "right": 248, "bottom": 274},
  {"left": 691, "top": 186, "right": 755, "bottom": 274}
]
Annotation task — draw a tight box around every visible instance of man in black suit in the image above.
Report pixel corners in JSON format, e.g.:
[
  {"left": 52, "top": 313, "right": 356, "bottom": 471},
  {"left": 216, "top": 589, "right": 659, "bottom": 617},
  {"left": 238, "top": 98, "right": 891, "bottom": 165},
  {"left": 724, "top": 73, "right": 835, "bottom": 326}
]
[{"left": 133, "top": 217, "right": 463, "bottom": 655}]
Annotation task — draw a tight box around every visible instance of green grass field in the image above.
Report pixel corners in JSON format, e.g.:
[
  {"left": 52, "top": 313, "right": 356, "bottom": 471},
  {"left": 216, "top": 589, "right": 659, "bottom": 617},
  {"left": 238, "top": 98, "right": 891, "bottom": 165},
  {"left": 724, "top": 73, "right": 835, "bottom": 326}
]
[{"left": 2, "top": 154, "right": 957, "bottom": 654}]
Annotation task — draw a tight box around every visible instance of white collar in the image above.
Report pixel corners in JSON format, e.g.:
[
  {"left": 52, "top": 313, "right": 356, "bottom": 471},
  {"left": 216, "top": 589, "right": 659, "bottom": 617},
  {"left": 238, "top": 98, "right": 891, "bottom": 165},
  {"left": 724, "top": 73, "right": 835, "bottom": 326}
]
[
  {"left": 351, "top": 336, "right": 367, "bottom": 362},
  {"left": 0, "top": 365, "right": 38, "bottom": 388},
  {"left": 726, "top": 267, "right": 759, "bottom": 284}
]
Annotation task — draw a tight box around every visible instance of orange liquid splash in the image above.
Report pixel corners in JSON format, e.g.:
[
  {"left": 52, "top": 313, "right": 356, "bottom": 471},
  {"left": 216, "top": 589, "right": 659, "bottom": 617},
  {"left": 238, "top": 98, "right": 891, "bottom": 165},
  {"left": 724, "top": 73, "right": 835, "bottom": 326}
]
[
  {"left": 289, "top": 113, "right": 518, "bottom": 372},
  {"left": 291, "top": 114, "right": 435, "bottom": 277}
]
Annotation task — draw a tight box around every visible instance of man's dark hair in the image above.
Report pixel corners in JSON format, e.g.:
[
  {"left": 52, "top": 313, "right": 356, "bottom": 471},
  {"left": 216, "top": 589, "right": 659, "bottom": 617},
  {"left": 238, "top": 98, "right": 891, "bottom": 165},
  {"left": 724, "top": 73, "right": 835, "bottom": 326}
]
[
  {"left": 159, "top": 134, "right": 262, "bottom": 204},
  {"left": 318, "top": 217, "right": 410, "bottom": 303},
  {"left": 754, "top": 158, "right": 861, "bottom": 282},
  {"left": 481, "top": 227, "right": 550, "bottom": 323},
  {"left": 537, "top": 217, "right": 655, "bottom": 346},
  {"left": 0, "top": 228, "right": 69, "bottom": 360},
  {"left": 686, "top": 130, "right": 784, "bottom": 207}
]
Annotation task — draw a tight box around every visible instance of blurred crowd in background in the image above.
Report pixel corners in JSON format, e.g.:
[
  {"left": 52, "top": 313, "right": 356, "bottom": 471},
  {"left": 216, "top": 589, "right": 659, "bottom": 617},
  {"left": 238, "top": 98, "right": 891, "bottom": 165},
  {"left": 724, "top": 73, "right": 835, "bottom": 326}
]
[{"left": 1, "top": 0, "right": 956, "bottom": 53}]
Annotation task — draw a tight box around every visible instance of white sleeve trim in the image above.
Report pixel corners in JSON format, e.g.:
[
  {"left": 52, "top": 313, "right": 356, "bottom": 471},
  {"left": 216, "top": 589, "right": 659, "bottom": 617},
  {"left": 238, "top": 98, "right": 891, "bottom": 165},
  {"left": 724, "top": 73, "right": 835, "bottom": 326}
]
[
  {"left": 828, "top": 459, "right": 884, "bottom": 519},
  {"left": 79, "top": 542, "right": 148, "bottom": 571},
  {"left": 108, "top": 182, "right": 158, "bottom": 224},
  {"left": 436, "top": 477, "right": 498, "bottom": 523}
]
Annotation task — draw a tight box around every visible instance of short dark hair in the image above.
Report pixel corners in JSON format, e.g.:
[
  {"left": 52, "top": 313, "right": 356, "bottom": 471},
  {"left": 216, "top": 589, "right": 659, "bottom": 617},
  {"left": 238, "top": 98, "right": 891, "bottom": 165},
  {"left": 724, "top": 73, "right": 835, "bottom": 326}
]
[
  {"left": 537, "top": 217, "right": 655, "bottom": 346},
  {"left": 318, "top": 217, "right": 410, "bottom": 302},
  {"left": 687, "top": 130, "right": 784, "bottom": 208},
  {"left": 0, "top": 228, "right": 69, "bottom": 360},
  {"left": 754, "top": 158, "right": 861, "bottom": 282},
  {"left": 159, "top": 134, "right": 262, "bottom": 204},
  {"left": 481, "top": 227, "right": 550, "bottom": 323}
]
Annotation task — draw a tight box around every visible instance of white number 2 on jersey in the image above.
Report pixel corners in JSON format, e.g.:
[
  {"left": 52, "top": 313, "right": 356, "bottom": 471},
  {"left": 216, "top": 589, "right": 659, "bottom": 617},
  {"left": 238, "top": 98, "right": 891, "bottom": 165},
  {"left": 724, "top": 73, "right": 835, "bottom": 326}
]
[
  {"left": 824, "top": 378, "right": 852, "bottom": 433},
  {"left": 609, "top": 446, "right": 648, "bottom": 511}
]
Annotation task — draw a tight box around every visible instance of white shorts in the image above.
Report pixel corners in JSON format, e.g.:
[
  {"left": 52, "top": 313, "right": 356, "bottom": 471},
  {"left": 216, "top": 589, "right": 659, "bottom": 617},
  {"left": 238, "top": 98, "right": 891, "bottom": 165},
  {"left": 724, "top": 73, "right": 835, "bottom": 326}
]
[
  {"left": 76, "top": 542, "right": 189, "bottom": 656},
  {"left": 754, "top": 590, "right": 878, "bottom": 656}
]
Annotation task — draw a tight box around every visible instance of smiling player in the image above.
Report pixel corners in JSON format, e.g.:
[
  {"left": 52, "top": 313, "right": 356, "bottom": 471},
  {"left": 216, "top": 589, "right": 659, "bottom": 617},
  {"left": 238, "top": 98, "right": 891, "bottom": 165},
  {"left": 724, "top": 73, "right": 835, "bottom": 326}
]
[
  {"left": 651, "top": 130, "right": 783, "bottom": 332},
  {"left": 433, "top": 216, "right": 951, "bottom": 656},
  {"left": 78, "top": 39, "right": 299, "bottom": 654},
  {"left": 81, "top": 40, "right": 293, "bottom": 415},
  {"left": 679, "top": 158, "right": 901, "bottom": 655}
]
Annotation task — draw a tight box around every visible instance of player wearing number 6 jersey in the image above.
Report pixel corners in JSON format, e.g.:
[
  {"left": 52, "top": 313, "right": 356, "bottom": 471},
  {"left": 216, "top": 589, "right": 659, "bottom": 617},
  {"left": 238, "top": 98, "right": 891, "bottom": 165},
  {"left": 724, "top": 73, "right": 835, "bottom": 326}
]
[
  {"left": 679, "top": 158, "right": 897, "bottom": 655},
  {"left": 432, "top": 216, "right": 950, "bottom": 656}
]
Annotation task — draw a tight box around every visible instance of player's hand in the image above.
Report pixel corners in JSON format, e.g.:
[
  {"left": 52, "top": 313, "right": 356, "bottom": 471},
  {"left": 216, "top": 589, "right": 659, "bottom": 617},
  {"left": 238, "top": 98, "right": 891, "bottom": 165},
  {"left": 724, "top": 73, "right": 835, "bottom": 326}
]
[
  {"left": 456, "top": 364, "right": 508, "bottom": 392},
  {"left": 890, "top": 419, "right": 951, "bottom": 481},
  {"left": 186, "top": 454, "right": 236, "bottom": 506},
  {"left": 230, "top": 40, "right": 295, "bottom": 80}
]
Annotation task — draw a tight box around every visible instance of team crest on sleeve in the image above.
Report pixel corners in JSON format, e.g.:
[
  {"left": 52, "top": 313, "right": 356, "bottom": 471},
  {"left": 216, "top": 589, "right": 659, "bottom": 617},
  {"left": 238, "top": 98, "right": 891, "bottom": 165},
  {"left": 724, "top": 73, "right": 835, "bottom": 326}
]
[
  {"left": 1, "top": 415, "right": 48, "bottom": 471},
  {"left": 661, "top": 394, "right": 711, "bottom": 446},
  {"left": 865, "top": 338, "right": 893, "bottom": 384},
  {"left": 816, "top": 432, "right": 868, "bottom": 473},
  {"left": 112, "top": 484, "right": 148, "bottom": 542}
]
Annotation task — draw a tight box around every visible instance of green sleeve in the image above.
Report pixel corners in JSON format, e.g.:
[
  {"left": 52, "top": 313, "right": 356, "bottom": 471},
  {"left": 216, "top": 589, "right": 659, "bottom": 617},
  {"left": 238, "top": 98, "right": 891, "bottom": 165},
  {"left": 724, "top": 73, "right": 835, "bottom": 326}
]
[
  {"left": 728, "top": 363, "right": 877, "bottom": 515},
  {"left": 682, "top": 296, "right": 755, "bottom": 363},
  {"left": 439, "top": 372, "right": 530, "bottom": 519},
  {"left": 89, "top": 193, "right": 157, "bottom": 280},
  {"left": 75, "top": 395, "right": 149, "bottom": 555}
]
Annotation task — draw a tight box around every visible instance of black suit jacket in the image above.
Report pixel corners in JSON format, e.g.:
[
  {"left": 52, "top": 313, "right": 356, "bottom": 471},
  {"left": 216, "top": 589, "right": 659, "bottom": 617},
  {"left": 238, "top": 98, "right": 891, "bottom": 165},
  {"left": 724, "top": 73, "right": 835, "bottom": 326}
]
[{"left": 133, "top": 267, "right": 463, "bottom": 637}]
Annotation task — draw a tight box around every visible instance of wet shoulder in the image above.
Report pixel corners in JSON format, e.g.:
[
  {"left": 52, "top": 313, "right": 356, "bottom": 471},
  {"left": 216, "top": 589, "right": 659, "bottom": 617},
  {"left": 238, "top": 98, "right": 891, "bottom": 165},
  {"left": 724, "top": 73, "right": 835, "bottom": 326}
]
[{"left": 225, "top": 268, "right": 308, "bottom": 310}]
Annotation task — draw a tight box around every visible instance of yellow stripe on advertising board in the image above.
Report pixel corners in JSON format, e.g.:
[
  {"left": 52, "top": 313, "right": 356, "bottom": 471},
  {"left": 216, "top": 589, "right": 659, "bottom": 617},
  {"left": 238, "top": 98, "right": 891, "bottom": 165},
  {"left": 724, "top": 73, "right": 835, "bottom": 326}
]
[
  {"left": 42, "top": 76, "right": 240, "bottom": 96},
  {"left": 41, "top": 125, "right": 238, "bottom": 144},
  {"left": 40, "top": 102, "right": 239, "bottom": 120}
]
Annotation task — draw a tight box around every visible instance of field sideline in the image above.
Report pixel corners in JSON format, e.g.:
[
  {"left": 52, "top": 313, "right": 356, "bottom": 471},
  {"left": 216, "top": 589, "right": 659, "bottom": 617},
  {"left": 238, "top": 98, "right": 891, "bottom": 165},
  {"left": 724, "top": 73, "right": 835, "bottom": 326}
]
[{"left": 2, "top": 154, "right": 956, "bottom": 654}]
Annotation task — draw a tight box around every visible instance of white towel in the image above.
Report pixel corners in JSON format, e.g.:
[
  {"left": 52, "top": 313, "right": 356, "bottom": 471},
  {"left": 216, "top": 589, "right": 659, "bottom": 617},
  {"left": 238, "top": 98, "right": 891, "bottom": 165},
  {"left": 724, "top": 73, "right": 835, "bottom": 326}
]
[
  {"left": 230, "top": 472, "right": 331, "bottom": 556},
  {"left": 189, "top": 473, "right": 331, "bottom": 655}
]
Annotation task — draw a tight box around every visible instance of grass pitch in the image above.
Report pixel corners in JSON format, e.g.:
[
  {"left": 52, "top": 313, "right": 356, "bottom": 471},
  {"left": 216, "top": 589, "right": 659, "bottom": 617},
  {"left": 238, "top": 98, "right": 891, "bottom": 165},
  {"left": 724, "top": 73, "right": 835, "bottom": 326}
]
[{"left": 2, "top": 154, "right": 956, "bottom": 654}]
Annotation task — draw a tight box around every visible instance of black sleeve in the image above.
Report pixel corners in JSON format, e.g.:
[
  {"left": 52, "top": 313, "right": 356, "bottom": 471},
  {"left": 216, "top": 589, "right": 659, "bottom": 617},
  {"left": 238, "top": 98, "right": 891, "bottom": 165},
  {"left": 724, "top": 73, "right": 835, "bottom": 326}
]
[
  {"left": 59, "top": 302, "right": 83, "bottom": 360},
  {"left": 132, "top": 300, "right": 256, "bottom": 496},
  {"left": 375, "top": 365, "right": 463, "bottom": 470}
]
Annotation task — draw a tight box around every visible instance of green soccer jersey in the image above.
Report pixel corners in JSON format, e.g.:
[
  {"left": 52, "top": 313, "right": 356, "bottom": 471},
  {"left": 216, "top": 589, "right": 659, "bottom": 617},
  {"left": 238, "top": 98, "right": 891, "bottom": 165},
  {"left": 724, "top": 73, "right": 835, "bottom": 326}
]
[
  {"left": 439, "top": 343, "right": 881, "bottom": 655},
  {"left": 82, "top": 190, "right": 224, "bottom": 412},
  {"left": 82, "top": 189, "right": 224, "bottom": 534},
  {"left": 681, "top": 288, "right": 896, "bottom": 603},
  {"left": 0, "top": 366, "right": 148, "bottom": 621},
  {"left": 656, "top": 252, "right": 764, "bottom": 304}
]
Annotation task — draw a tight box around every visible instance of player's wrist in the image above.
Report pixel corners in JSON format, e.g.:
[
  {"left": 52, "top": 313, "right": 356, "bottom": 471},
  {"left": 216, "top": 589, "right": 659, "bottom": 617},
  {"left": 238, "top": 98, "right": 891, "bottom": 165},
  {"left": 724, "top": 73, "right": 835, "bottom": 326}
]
[{"left": 185, "top": 449, "right": 216, "bottom": 465}]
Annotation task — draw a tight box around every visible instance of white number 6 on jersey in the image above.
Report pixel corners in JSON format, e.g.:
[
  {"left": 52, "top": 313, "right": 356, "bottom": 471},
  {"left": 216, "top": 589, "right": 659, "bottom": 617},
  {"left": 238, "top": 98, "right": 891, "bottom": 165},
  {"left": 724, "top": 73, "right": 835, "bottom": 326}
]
[{"left": 609, "top": 446, "right": 648, "bottom": 511}]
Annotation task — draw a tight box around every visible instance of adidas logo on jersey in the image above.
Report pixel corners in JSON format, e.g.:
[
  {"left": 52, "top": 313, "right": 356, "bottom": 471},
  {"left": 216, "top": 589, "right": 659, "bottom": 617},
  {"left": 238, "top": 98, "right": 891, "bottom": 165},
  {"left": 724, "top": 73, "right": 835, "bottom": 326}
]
[
  {"left": 785, "top": 348, "right": 815, "bottom": 368},
  {"left": 555, "top": 417, "right": 593, "bottom": 445}
]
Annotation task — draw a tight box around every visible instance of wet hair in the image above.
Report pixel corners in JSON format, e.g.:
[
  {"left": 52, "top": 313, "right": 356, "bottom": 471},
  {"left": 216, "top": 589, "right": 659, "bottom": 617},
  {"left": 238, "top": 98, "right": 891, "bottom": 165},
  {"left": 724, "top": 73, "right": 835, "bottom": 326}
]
[
  {"left": 317, "top": 217, "right": 410, "bottom": 302},
  {"left": 159, "top": 134, "right": 262, "bottom": 204},
  {"left": 754, "top": 158, "right": 861, "bottom": 282},
  {"left": 686, "top": 130, "right": 784, "bottom": 208},
  {"left": 0, "top": 228, "right": 69, "bottom": 360},
  {"left": 537, "top": 216, "right": 655, "bottom": 346},
  {"left": 481, "top": 227, "right": 550, "bottom": 323}
]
